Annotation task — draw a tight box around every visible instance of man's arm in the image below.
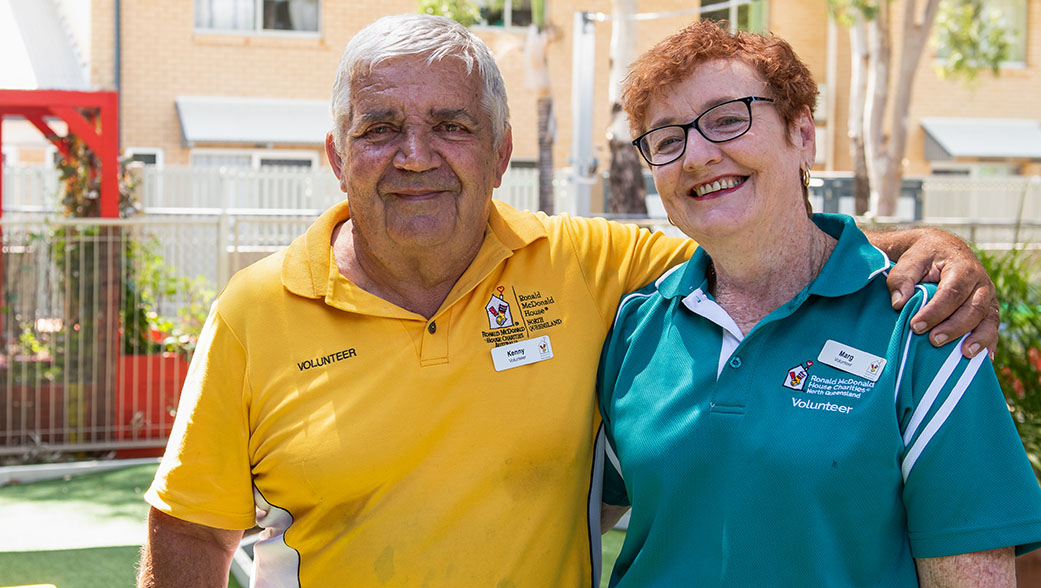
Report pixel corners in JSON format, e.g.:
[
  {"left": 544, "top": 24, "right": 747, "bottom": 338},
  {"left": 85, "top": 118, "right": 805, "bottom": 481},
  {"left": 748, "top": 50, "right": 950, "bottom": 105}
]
[
  {"left": 915, "top": 547, "right": 1015, "bottom": 587},
  {"left": 137, "top": 507, "right": 244, "bottom": 588},
  {"left": 866, "top": 227, "right": 998, "bottom": 358}
]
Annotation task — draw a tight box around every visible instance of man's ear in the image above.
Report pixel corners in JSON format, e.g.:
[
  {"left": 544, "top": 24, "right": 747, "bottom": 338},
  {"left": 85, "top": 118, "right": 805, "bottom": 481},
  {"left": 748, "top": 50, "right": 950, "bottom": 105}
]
[
  {"left": 493, "top": 127, "right": 514, "bottom": 189},
  {"left": 325, "top": 132, "right": 347, "bottom": 191}
]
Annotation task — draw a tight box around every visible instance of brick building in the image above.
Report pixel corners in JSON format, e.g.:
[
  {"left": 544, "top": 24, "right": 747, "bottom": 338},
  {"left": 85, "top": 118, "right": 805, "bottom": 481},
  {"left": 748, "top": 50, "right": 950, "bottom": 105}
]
[{"left": 4, "top": 0, "right": 1041, "bottom": 187}]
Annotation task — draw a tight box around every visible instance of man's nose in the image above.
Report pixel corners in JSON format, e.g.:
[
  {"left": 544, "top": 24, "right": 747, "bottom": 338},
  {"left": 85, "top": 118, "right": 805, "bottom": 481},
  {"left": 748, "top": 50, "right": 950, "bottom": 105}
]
[{"left": 394, "top": 128, "right": 441, "bottom": 171}]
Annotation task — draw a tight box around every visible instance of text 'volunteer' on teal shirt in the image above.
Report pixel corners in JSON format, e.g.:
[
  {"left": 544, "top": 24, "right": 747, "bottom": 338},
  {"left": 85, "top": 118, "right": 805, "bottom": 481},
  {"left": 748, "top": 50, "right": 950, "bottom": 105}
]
[{"left": 597, "top": 213, "right": 1041, "bottom": 588}]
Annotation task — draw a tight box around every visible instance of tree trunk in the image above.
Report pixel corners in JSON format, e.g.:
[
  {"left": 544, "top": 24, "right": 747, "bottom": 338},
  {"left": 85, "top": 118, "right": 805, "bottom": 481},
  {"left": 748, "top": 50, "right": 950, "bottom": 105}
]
[
  {"left": 864, "top": 1, "right": 893, "bottom": 216},
  {"left": 848, "top": 15, "right": 871, "bottom": 214},
  {"left": 877, "top": 0, "right": 942, "bottom": 217},
  {"left": 606, "top": 0, "right": 647, "bottom": 215},
  {"left": 524, "top": 25, "right": 556, "bottom": 214},
  {"left": 608, "top": 111, "right": 647, "bottom": 214},
  {"left": 536, "top": 96, "right": 555, "bottom": 213}
]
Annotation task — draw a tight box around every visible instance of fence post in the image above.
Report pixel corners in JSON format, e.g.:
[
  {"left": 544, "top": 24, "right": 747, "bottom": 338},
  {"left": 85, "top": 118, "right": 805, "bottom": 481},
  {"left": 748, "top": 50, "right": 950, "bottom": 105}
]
[{"left": 218, "top": 212, "right": 231, "bottom": 288}]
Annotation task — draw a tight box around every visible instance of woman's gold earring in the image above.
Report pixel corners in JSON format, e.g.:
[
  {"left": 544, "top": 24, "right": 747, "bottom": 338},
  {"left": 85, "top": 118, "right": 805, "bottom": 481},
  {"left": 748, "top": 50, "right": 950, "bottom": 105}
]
[
  {"left": 667, "top": 214, "right": 677, "bottom": 227},
  {"left": 801, "top": 167, "right": 812, "bottom": 188}
]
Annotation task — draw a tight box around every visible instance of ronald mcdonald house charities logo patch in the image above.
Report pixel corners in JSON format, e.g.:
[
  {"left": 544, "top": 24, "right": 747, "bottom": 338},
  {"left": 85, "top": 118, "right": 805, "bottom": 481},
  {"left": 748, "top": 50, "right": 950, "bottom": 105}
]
[
  {"left": 486, "top": 286, "right": 514, "bottom": 329},
  {"left": 783, "top": 360, "right": 814, "bottom": 391}
]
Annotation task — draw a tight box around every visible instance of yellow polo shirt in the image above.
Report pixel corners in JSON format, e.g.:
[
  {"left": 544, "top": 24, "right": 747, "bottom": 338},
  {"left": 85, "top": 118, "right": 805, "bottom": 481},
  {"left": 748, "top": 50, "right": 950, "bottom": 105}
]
[{"left": 145, "top": 200, "right": 694, "bottom": 587}]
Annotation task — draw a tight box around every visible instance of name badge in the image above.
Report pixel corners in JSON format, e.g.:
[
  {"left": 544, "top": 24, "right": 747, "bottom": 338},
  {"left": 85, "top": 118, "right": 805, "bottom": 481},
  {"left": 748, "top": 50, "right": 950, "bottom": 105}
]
[
  {"left": 491, "top": 336, "right": 554, "bottom": 372},
  {"left": 817, "top": 339, "right": 886, "bottom": 382}
]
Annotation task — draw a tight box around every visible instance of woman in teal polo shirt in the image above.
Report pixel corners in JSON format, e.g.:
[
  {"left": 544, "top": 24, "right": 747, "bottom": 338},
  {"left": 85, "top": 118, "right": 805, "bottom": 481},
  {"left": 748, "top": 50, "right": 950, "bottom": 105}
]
[{"left": 597, "top": 20, "right": 1041, "bottom": 587}]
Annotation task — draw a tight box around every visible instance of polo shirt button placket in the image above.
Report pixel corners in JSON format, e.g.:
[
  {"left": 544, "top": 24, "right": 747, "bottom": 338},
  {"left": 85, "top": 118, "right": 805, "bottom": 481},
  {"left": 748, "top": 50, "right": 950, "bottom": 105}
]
[
  {"left": 428, "top": 321, "right": 437, "bottom": 334},
  {"left": 729, "top": 356, "right": 742, "bottom": 369}
]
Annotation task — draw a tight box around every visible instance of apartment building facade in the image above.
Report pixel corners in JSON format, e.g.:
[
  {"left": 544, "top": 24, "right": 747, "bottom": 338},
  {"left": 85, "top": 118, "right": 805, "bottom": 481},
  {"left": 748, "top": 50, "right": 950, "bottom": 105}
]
[{"left": 5, "top": 0, "right": 1040, "bottom": 189}]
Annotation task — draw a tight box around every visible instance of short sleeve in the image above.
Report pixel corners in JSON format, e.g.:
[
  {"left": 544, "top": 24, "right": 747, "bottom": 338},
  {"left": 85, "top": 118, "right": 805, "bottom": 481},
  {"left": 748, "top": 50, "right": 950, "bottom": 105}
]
[
  {"left": 557, "top": 215, "right": 694, "bottom": 329},
  {"left": 143, "top": 301, "right": 257, "bottom": 530},
  {"left": 897, "top": 291, "right": 1041, "bottom": 558}
]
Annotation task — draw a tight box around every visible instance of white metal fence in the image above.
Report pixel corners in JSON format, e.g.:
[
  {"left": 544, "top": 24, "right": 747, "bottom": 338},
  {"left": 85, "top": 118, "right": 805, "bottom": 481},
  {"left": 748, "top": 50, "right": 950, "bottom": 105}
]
[
  {"left": 1, "top": 165, "right": 1038, "bottom": 461},
  {"left": 1, "top": 218, "right": 209, "bottom": 460},
  {"left": 133, "top": 164, "right": 567, "bottom": 216},
  {"left": 921, "top": 176, "right": 1041, "bottom": 223}
]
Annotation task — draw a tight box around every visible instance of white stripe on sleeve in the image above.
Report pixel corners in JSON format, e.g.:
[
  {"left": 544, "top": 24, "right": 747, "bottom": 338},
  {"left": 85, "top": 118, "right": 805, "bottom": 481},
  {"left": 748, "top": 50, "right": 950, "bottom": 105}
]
[
  {"left": 605, "top": 437, "right": 623, "bottom": 482},
  {"left": 901, "top": 349, "right": 988, "bottom": 481},
  {"left": 902, "top": 333, "right": 969, "bottom": 446},
  {"left": 894, "top": 284, "right": 929, "bottom": 405}
]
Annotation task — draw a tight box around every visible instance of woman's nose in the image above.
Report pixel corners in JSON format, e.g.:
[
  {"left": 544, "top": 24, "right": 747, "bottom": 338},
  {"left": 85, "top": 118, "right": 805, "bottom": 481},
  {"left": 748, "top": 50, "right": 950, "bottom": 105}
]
[{"left": 681, "top": 127, "right": 724, "bottom": 171}]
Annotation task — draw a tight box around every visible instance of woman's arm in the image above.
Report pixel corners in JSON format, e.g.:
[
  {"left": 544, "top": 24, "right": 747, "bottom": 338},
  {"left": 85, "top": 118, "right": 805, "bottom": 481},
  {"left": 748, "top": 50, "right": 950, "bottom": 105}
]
[{"left": 915, "top": 547, "right": 1015, "bottom": 588}]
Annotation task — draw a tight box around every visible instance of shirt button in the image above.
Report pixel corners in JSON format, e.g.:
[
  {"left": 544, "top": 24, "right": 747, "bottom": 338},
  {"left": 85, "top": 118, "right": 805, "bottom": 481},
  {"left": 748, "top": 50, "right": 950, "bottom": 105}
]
[
  {"left": 428, "top": 321, "right": 437, "bottom": 334},
  {"left": 729, "top": 356, "right": 742, "bottom": 369}
]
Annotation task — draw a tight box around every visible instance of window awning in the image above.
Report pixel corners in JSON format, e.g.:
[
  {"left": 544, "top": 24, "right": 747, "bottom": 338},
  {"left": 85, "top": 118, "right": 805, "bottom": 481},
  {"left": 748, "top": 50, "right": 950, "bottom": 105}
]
[
  {"left": 921, "top": 117, "right": 1041, "bottom": 161},
  {"left": 175, "top": 96, "right": 331, "bottom": 147}
]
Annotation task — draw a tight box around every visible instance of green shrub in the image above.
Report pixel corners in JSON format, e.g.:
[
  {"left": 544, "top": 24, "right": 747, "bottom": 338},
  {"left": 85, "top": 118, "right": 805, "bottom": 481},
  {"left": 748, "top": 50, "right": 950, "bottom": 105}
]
[{"left": 978, "top": 247, "right": 1041, "bottom": 474}]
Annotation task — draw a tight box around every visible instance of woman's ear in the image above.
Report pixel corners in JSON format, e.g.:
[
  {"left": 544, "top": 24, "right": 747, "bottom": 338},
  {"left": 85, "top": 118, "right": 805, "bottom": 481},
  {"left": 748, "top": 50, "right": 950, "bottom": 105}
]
[{"left": 793, "top": 105, "right": 816, "bottom": 165}]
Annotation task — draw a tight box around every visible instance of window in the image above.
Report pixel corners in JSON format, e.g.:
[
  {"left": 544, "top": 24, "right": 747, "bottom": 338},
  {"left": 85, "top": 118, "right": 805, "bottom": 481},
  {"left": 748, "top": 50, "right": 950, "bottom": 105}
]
[
  {"left": 125, "top": 147, "right": 164, "bottom": 167},
  {"left": 190, "top": 149, "right": 318, "bottom": 169},
  {"left": 475, "top": 0, "right": 534, "bottom": 29},
  {"left": 931, "top": 162, "right": 1019, "bottom": 177},
  {"left": 257, "top": 157, "right": 313, "bottom": 168},
  {"left": 194, "top": 0, "right": 319, "bottom": 33},
  {"left": 701, "top": 0, "right": 769, "bottom": 33}
]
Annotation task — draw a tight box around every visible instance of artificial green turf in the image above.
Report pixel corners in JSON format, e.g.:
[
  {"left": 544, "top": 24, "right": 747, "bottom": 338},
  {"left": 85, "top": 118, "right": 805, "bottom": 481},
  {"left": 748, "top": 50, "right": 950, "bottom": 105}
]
[
  {"left": 0, "top": 462, "right": 245, "bottom": 587},
  {"left": 0, "top": 463, "right": 158, "bottom": 552},
  {"left": 0, "top": 545, "right": 142, "bottom": 587},
  {"left": 601, "top": 528, "right": 626, "bottom": 586},
  {"left": 0, "top": 461, "right": 618, "bottom": 588},
  {"left": 0, "top": 546, "right": 245, "bottom": 588}
]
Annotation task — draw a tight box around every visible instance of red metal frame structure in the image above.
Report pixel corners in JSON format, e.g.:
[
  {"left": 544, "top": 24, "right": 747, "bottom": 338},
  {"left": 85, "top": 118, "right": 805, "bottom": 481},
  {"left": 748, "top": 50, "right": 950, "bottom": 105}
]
[
  {"left": 0, "top": 89, "right": 120, "bottom": 219},
  {"left": 0, "top": 89, "right": 120, "bottom": 363}
]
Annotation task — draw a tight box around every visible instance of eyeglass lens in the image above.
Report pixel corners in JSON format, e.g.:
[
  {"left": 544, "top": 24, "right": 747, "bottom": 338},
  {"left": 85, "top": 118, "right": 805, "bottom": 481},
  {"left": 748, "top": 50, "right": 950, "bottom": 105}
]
[{"left": 638, "top": 99, "right": 754, "bottom": 166}]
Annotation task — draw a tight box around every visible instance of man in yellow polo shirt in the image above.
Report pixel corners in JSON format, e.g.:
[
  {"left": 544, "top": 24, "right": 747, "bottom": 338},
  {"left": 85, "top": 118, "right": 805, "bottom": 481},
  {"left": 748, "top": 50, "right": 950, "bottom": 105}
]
[{"left": 137, "top": 14, "right": 998, "bottom": 588}]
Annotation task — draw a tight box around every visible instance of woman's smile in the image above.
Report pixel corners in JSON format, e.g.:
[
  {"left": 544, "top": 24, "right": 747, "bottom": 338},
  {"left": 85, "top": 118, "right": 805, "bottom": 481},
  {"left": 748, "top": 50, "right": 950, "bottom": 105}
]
[{"left": 691, "top": 175, "right": 746, "bottom": 199}]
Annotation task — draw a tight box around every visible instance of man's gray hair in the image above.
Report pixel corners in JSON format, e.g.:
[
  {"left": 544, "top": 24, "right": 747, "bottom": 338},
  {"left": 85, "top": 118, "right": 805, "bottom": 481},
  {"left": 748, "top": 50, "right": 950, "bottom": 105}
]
[{"left": 330, "top": 14, "right": 510, "bottom": 152}]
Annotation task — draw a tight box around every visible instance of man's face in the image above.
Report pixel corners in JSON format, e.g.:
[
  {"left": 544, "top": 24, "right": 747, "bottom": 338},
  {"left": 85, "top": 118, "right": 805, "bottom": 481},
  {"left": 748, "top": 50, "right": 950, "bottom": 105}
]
[{"left": 328, "top": 56, "right": 512, "bottom": 259}]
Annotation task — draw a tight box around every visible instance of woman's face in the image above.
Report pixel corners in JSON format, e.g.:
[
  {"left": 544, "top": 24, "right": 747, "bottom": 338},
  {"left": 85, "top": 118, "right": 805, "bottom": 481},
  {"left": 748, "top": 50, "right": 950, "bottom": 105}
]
[{"left": 645, "top": 58, "right": 815, "bottom": 244}]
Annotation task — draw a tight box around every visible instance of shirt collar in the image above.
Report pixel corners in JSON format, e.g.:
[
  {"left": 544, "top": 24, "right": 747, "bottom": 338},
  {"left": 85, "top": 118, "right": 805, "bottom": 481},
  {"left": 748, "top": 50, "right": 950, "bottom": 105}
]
[
  {"left": 807, "top": 213, "right": 891, "bottom": 298},
  {"left": 658, "top": 213, "right": 891, "bottom": 302}
]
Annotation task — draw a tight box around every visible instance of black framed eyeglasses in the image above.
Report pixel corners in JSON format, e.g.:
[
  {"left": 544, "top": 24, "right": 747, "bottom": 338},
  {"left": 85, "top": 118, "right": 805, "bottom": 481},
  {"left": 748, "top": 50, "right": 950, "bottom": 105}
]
[{"left": 632, "top": 96, "right": 775, "bottom": 166}]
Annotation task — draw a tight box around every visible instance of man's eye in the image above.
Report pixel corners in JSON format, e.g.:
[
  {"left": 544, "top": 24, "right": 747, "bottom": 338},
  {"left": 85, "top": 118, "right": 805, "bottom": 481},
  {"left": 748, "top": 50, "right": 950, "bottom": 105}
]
[
  {"left": 358, "top": 124, "right": 396, "bottom": 139},
  {"left": 438, "top": 122, "right": 467, "bottom": 134}
]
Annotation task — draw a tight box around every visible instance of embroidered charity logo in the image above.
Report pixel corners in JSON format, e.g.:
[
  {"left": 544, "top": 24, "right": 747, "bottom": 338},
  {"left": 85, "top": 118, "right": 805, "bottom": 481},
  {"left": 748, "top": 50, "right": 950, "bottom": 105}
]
[
  {"left": 485, "top": 286, "right": 514, "bottom": 329},
  {"left": 868, "top": 359, "right": 882, "bottom": 377},
  {"left": 783, "top": 360, "right": 814, "bottom": 391}
]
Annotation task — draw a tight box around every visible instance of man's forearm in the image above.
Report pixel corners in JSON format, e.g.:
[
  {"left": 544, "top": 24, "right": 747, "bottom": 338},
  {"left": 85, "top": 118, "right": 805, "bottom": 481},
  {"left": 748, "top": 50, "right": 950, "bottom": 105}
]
[
  {"left": 915, "top": 547, "right": 1015, "bottom": 588},
  {"left": 864, "top": 227, "right": 944, "bottom": 261},
  {"left": 137, "top": 507, "right": 243, "bottom": 588}
]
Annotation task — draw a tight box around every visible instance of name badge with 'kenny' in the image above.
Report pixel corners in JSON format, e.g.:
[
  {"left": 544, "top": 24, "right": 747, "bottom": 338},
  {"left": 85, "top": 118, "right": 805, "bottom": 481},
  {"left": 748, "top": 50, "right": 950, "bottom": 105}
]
[
  {"left": 491, "top": 336, "right": 554, "bottom": 372},
  {"left": 817, "top": 339, "right": 886, "bottom": 382}
]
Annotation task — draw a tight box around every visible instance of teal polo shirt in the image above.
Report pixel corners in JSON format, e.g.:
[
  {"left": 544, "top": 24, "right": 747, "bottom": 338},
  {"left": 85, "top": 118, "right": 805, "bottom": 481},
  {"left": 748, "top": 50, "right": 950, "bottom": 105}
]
[{"left": 598, "top": 213, "right": 1041, "bottom": 587}]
